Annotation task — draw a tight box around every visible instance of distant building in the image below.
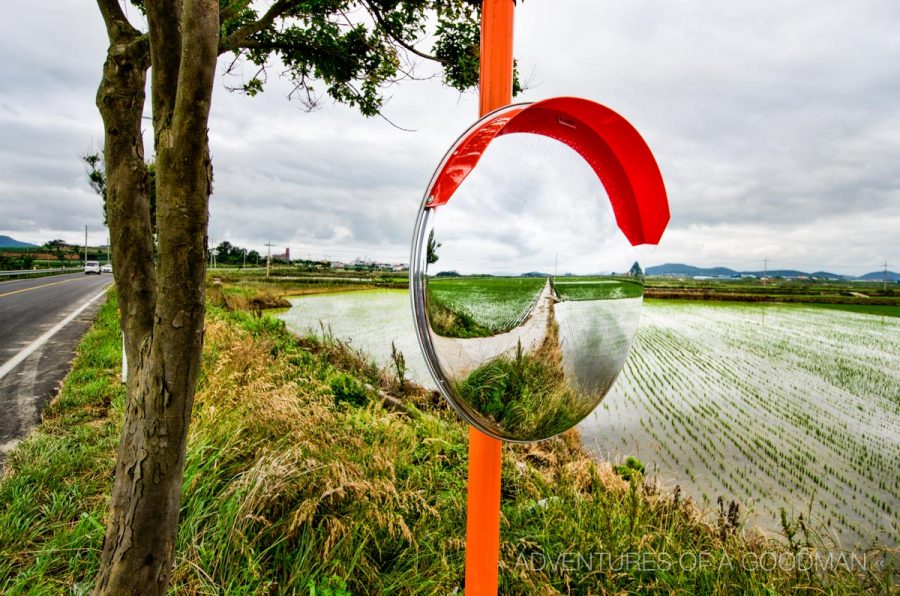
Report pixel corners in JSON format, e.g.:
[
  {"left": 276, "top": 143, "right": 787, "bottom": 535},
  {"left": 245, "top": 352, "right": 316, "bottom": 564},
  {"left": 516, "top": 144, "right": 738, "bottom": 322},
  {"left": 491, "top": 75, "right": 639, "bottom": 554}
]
[{"left": 271, "top": 247, "right": 290, "bottom": 262}]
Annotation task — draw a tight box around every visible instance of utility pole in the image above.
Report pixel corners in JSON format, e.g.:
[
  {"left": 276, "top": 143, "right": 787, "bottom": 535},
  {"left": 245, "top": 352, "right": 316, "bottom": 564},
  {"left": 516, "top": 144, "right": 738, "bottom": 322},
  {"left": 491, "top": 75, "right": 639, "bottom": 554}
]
[
  {"left": 209, "top": 238, "right": 218, "bottom": 270},
  {"left": 763, "top": 256, "right": 768, "bottom": 286},
  {"left": 242, "top": 248, "right": 247, "bottom": 269},
  {"left": 884, "top": 260, "right": 889, "bottom": 292},
  {"left": 265, "top": 241, "right": 274, "bottom": 278},
  {"left": 84, "top": 225, "right": 88, "bottom": 264}
]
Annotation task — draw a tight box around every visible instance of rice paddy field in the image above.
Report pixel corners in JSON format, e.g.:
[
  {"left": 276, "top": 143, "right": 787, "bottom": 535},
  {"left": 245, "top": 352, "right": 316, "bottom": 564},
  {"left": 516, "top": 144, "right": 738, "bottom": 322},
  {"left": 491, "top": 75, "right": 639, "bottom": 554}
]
[
  {"left": 427, "top": 276, "right": 545, "bottom": 334},
  {"left": 583, "top": 300, "right": 899, "bottom": 550},
  {"left": 552, "top": 276, "right": 644, "bottom": 301},
  {"left": 279, "top": 291, "right": 899, "bottom": 550}
]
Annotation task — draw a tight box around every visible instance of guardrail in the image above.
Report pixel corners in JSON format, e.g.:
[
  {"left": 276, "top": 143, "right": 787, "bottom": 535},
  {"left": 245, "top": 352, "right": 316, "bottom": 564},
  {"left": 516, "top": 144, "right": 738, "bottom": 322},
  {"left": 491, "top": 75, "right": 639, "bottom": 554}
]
[
  {"left": 0, "top": 267, "right": 82, "bottom": 279},
  {"left": 510, "top": 277, "right": 552, "bottom": 329}
]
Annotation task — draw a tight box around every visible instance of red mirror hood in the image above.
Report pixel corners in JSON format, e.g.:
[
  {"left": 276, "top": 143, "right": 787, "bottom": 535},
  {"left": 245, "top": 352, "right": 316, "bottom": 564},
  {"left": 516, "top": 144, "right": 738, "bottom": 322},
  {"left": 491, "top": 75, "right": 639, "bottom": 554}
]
[{"left": 426, "top": 97, "right": 669, "bottom": 246}]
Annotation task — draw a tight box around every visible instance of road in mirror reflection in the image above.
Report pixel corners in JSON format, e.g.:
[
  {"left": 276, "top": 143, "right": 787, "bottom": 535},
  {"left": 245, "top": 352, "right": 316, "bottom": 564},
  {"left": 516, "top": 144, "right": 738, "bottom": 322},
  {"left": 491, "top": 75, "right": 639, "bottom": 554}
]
[{"left": 414, "top": 133, "right": 644, "bottom": 442}]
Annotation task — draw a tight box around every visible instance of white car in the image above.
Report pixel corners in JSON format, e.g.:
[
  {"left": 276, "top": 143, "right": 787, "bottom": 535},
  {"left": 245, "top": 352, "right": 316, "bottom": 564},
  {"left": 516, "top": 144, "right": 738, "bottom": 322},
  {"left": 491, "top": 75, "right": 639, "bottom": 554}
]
[
  {"left": 101, "top": 264, "right": 113, "bottom": 273},
  {"left": 84, "top": 261, "right": 101, "bottom": 275}
]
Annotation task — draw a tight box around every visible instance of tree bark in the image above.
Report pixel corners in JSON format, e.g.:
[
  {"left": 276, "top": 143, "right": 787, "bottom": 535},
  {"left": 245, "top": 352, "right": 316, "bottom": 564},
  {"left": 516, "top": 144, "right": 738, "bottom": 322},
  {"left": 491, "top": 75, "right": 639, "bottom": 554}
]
[{"left": 93, "top": 1, "right": 220, "bottom": 594}]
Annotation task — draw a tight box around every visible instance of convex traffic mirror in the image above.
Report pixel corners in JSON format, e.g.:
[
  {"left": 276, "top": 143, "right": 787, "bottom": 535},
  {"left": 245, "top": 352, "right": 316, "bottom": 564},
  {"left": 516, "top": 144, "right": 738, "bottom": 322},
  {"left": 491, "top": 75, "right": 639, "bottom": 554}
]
[{"left": 410, "top": 97, "right": 669, "bottom": 442}]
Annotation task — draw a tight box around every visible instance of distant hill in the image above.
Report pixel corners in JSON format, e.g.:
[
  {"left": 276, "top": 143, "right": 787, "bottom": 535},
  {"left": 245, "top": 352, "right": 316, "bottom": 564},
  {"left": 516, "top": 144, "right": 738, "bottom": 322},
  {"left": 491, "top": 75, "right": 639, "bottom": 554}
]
[
  {"left": 645, "top": 264, "right": 738, "bottom": 277},
  {"left": 646, "top": 263, "right": 895, "bottom": 281},
  {"left": 0, "top": 235, "right": 37, "bottom": 248},
  {"left": 858, "top": 270, "right": 900, "bottom": 282}
]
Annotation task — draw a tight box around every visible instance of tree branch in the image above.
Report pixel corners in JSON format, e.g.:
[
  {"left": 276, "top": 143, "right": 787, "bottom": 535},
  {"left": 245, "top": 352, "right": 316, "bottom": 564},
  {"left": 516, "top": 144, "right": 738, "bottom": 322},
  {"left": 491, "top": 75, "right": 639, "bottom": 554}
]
[
  {"left": 96, "top": 0, "right": 142, "bottom": 43},
  {"left": 361, "top": 0, "right": 448, "bottom": 65},
  {"left": 175, "top": 0, "right": 221, "bottom": 138},
  {"left": 219, "top": 0, "right": 294, "bottom": 55},
  {"left": 146, "top": 0, "right": 183, "bottom": 150}
]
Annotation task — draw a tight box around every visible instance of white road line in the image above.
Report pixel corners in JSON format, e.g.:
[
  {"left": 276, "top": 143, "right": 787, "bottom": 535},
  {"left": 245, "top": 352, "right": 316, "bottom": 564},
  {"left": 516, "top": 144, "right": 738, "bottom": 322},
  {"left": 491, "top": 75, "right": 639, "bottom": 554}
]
[{"left": 0, "top": 288, "right": 109, "bottom": 382}]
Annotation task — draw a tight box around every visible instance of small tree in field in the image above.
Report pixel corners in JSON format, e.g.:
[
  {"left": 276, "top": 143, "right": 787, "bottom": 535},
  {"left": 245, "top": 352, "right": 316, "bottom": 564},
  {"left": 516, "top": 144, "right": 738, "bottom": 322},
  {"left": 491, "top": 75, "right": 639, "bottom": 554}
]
[
  {"left": 93, "top": 1, "right": 486, "bottom": 593},
  {"left": 43, "top": 239, "right": 68, "bottom": 264}
]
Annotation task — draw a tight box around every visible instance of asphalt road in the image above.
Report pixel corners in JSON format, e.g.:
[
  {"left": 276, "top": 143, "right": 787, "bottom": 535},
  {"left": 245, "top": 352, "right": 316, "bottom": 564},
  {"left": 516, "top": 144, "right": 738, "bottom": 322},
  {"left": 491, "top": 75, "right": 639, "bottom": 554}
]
[{"left": 0, "top": 272, "right": 113, "bottom": 468}]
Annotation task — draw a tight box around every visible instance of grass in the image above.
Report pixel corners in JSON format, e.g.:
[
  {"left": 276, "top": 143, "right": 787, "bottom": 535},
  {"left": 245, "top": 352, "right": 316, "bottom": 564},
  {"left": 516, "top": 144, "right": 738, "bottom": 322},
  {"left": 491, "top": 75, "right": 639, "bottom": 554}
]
[
  {"left": 551, "top": 276, "right": 644, "bottom": 301},
  {"left": 804, "top": 303, "right": 900, "bottom": 318},
  {"left": 644, "top": 297, "right": 900, "bottom": 318},
  {"left": 208, "top": 266, "right": 407, "bottom": 288},
  {"left": 454, "top": 306, "right": 593, "bottom": 441},
  {"left": 426, "top": 294, "right": 494, "bottom": 338},
  {"left": 0, "top": 290, "right": 896, "bottom": 593},
  {"left": 644, "top": 277, "right": 900, "bottom": 308},
  {"left": 427, "top": 276, "right": 545, "bottom": 338},
  {"left": 207, "top": 282, "right": 292, "bottom": 313}
]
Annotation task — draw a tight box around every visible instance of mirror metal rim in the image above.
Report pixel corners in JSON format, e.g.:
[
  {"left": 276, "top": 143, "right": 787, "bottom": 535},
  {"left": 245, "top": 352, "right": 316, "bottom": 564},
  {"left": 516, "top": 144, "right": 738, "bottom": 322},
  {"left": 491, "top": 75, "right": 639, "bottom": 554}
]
[{"left": 410, "top": 104, "right": 529, "bottom": 442}]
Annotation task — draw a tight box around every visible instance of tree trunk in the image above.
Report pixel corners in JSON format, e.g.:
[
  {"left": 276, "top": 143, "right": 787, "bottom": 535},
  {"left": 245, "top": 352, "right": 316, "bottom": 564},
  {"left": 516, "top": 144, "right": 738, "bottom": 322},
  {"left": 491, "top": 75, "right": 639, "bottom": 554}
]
[{"left": 93, "top": 1, "right": 220, "bottom": 594}]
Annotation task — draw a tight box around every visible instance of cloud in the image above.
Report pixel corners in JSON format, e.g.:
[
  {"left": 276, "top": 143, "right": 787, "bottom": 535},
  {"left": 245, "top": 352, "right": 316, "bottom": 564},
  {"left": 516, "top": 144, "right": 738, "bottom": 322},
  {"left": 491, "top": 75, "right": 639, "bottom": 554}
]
[
  {"left": 429, "top": 134, "right": 636, "bottom": 276},
  {"left": 1, "top": 0, "right": 898, "bottom": 275}
]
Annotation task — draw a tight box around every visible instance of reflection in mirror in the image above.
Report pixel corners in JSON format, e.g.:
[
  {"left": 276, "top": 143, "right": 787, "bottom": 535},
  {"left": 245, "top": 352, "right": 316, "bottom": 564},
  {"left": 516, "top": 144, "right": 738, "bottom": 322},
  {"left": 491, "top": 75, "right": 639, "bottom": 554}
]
[{"left": 412, "top": 129, "right": 643, "bottom": 442}]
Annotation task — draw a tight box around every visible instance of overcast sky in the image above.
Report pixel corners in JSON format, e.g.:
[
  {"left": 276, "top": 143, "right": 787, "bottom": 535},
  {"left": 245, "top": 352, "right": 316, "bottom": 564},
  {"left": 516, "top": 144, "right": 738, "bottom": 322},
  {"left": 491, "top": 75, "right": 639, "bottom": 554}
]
[{"left": 1, "top": 1, "right": 898, "bottom": 275}]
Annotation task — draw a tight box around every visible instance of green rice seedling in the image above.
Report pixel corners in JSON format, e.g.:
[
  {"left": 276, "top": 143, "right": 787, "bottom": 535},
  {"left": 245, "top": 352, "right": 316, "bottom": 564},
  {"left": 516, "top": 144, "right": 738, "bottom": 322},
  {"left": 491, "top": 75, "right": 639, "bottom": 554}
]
[{"left": 427, "top": 276, "right": 546, "bottom": 337}]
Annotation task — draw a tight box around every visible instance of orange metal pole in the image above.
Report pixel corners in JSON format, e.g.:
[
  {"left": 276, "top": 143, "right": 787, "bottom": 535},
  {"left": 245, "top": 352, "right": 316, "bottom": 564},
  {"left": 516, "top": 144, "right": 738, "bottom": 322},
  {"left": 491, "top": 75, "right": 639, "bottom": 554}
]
[
  {"left": 464, "top": 2, "right": 514, "bottom": 594},
  {"left": 464, "top": 427, "right": 502, "bottom": 594},
  {"left": 478, "top": 0, "right": 515, "bottom": 117}
]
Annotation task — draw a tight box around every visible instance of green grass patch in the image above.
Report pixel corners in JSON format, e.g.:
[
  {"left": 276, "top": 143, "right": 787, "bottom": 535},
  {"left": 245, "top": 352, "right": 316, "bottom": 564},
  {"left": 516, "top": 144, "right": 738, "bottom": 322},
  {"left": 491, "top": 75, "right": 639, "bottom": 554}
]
[
  {"left": 427, "top": 276, "right": 545, "bottom": 338},
  {"left": 552, "top": 276, "right": 644, "bottom": 301},
  {"left": 454, "top": 312, "right": 592, "bottom": 441},
  {"left": 805, "top": 303, "right": 900, "bottom": 318}
]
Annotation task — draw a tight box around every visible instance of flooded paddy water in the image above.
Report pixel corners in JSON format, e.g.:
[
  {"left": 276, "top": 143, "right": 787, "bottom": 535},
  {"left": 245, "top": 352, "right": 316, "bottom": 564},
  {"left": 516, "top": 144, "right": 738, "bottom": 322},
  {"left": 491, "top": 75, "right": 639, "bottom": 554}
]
[
  {"left": 278, "top": 289, "right": 434, "bottom": 386},
  {"left": 278, "top": 289, "right": 900, "bottom": 550}
]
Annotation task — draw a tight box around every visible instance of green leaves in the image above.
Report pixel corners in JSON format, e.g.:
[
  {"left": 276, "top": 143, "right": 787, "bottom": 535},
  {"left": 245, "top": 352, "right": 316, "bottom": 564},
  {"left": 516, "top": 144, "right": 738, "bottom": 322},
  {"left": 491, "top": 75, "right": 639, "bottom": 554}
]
[
  {"left": 433, "top": 14, "right": 480, "bottom": 91},
  {"left": 241, "top": 77, "right": 264, "bottom": 96},
  {"left": 613, "top": 456, "right": 646, "bottom": 482},
  {"left": 329, "top": 371, "right": 370, "bottom": 407}
]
